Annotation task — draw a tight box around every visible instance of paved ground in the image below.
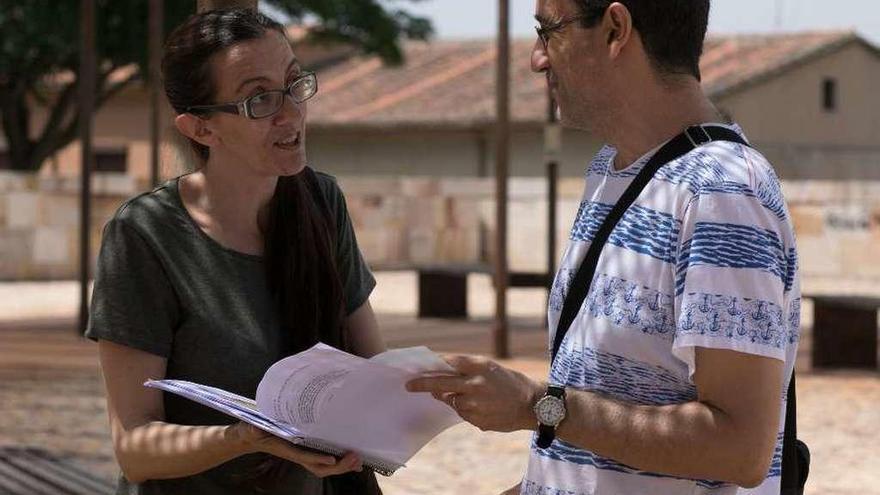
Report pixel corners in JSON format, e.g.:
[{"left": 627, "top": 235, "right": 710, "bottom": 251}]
[{"left": 1, "top": 273, "right": 879, "bottom": 494}]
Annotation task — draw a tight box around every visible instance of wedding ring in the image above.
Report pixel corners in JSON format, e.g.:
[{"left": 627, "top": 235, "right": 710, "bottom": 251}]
[{"left": 451, "top": 394, "right": 458, "bottom": 410}]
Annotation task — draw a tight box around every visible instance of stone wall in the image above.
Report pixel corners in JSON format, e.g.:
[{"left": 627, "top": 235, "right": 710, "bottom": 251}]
[
  {"left": 0, "top": 171, "right": 585, "bottom": 279},
  {"left": 0, "top": 172, "right": 144, "bottom": 280},
  {"left": 2, "top": 170, "right": 880, "bottom": 286},
  {"left": 784, "top": 181, "right": 880, "bottom": 282},
  {"left": 336, "top": 176, "right": 585, "bottom": 271}
]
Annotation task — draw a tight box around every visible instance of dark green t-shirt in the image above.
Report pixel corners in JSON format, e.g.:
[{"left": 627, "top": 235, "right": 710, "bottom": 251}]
[{"left": 86, "top": 170, "right": 376, "bottom": 495}]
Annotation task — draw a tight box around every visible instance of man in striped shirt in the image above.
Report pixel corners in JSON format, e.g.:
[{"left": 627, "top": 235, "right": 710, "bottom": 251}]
[{"left": 408, "top": 1, "right": 799, "bottom": 494}]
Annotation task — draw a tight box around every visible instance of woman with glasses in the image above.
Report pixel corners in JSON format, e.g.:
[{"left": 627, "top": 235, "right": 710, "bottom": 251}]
[{"left": 86, "top": 9, "right": 383, "bottom": 495}]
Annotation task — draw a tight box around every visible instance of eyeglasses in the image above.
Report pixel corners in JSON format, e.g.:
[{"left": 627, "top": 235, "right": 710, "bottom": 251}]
[
  {"left": 185, "top": 72, "right": 318, "bottom": 120},
  {"left": 535, "top": 15, "right": 588, "bottom": 50}
]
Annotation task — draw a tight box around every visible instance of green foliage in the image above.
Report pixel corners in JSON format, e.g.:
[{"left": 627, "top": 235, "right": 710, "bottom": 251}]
[
  {"left": 0, "top": 1, "right": 193, "bottom": 87},
  {"left": 0, "top": 0, "right": 433, "bottom": 171},
  {"left": 271, "top": 0, "right": 433, "bottom": 65}
]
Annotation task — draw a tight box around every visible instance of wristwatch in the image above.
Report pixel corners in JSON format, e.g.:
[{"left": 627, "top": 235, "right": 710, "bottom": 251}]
[{"left": 534, "top": 385, "right": 566, "bottom": 448}]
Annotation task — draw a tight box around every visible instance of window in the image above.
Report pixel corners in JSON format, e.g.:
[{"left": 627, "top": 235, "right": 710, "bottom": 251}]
[
  {"left": 94, "top": 149, "right": 127, "bottom": 172},
  {"left": 822, "top": 78, "right": 837, "bottom": 112}
]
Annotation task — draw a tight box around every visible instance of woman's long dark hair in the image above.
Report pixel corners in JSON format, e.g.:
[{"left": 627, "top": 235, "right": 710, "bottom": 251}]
[{"left": 162, "top": 9, "right": 379, "bottom": 494}]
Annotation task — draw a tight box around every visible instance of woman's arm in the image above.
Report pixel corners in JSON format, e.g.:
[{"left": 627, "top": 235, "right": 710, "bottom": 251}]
[
  {"left": 99, "top": 340, "right": 362, "bottom": 483},
  {"left": 344, "top": 299, "right": 386, "bottom": 358}
]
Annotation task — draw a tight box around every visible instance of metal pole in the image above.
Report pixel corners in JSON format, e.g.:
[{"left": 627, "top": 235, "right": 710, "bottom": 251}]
[
  {"left": 546, "top": 95, "right": 560, "bottom": 275},
  {"left": 79, "top": 0, "right": 96, "bottom": 334},
  {"left": 545, "top": 92, "right": 560, "bottom": 327},
  {"left": 547, "top": 161, "right": 557, "bottom": 280},
  {"left": 149, "top": 0, "right": 163, "bottom": 187},
  {"left": 493, "top": 0, "right": 510, "bottom": 359}
]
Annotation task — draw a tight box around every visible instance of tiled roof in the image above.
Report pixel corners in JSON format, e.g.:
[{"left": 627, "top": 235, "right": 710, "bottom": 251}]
[
  {"left": 309, "top": 30, "right": 873, "bottom": 128},
  {"left": 309, "top": 39, "right": 544, "bottom": 129}
]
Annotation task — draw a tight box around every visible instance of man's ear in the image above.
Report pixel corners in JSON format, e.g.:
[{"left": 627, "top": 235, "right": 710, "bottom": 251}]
[
  {"left": 174, "top": 113, "right": 220, "bottom": 149},
  {"left": 604, "top": 2, "right": 633, "bottom": 60}
]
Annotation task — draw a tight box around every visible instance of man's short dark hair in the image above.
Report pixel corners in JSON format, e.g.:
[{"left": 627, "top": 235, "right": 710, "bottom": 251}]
[{"left": 574, "top": 0, "right": 710, "bottom": 81}]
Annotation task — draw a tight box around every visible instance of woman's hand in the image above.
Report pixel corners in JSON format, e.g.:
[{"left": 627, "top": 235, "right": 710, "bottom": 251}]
[{"left": 229, "top": 423, "right": 364, "bottom": 478}]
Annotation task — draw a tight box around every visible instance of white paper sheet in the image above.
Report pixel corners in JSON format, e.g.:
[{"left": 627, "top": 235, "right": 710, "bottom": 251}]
[
  {"left": 148, "top": 344, "right": 461, "bottom": 472},
  {"left": 256, "top": 344, "right": 461, "bottom": 464}
]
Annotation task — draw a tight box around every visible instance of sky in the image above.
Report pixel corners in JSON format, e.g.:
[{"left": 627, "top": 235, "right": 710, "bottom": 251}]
[{"left": 389, "top": 0, "right": 880, "bottom": 45}]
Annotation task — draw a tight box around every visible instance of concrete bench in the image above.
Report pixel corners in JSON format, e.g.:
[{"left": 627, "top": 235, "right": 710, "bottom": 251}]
[
  {"left": 415, "top": 264, "right": 489, "bottom": 318},
  {"left": 0, "top": 447, "right": 114, "bottom": 495},
  {"left": 377, "top": 263, "right": 552, "bottom": 318},
  {"left": 418, "top": 266, "right": 553, "bottom": 318},
  {"left": 809, "top": 295, "right": 880, "bottom": 369}
]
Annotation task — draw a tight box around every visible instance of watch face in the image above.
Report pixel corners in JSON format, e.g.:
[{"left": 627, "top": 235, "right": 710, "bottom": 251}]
[{"left": 535, "top": 395, "right": 566, "bottom": 426}]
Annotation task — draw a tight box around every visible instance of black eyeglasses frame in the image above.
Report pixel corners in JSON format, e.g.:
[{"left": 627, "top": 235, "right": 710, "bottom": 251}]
[{"left": 184, "top": 72, "right": 318, "bottom": 120}]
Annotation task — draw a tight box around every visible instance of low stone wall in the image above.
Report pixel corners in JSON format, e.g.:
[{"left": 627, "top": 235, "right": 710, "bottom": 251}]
[
  {"left": 336, "top": 176, "right": 585, "bottom": 271},
  {"left": 2, "top": 170, "right": 880, "bottom": 284},
  {"left": 0, "top": 171, "right": 584, "bottom": 279},
  {"left": 0, "top": 172, "right": 144, "bottom": 280}
]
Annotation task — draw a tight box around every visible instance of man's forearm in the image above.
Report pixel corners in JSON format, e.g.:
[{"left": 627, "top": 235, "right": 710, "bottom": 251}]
[
  {"left": 405, "top": 330, "right": 784, "bottom": 488},
  {"left": 551, "top": 390, "right": 775, "bottom": 487}
]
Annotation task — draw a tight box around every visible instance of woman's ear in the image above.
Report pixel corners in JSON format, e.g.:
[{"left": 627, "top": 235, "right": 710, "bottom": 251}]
[{"left": 174, "top": 113, "right": 219, "bottom": 149}]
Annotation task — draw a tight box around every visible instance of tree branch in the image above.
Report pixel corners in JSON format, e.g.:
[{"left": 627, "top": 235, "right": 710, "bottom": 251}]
[
  {"left": 96, "top": 67, "right": 140, "bottom": 107},
  {"left": 34, "top": 81, "right": 78, "bottom": 152},
  {"left": 28, "top": 66, "right": 141, "bottom": 171}
]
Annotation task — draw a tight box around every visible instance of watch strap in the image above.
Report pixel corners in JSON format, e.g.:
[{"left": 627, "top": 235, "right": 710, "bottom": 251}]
[{"left": 537, "top": 423, "right": 555, "bottom": 449}]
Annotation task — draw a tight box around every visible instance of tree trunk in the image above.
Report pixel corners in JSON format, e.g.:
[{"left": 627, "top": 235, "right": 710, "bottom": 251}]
[{"left": 197, "top": 0, "right": 257, "bottom": 12}]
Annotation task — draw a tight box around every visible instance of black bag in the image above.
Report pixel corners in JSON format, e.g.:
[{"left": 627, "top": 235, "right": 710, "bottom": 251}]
[{"left": 551, "top": 125, "right": 809, "bottom": 493}]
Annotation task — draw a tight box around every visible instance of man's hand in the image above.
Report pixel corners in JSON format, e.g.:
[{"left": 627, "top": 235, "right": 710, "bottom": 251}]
[{"left": 406, "top": 355, "right": 544, "bottom": 432}]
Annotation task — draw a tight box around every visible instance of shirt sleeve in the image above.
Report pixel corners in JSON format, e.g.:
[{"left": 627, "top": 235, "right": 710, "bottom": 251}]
[
  {"left": 85, "top": 216, "right": 180, "bottom": 357},
  {"left": 671, "top": 178, "right": 798, "bottom": 377},
  {"left": 321, "top": 176, "right": 376, "bottom": 316}
]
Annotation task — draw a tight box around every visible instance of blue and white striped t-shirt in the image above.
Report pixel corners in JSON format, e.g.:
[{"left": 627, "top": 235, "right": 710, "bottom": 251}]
[{"left": 521, "top": 124, "right": 800, "bottom": 495}]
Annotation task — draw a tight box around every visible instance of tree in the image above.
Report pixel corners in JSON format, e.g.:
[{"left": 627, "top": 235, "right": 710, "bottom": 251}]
[
  {"left": 271, "top": 0, "right": 433, "bottom": 65},
  {"left": 0, "top": 0, "right": 432, "bottom": 171}
]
